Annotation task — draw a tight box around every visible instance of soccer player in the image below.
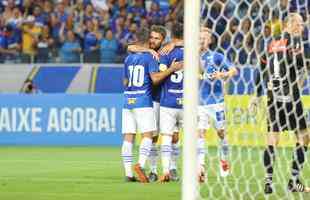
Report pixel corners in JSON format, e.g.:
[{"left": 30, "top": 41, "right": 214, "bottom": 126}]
[
  {"left": 127, "top": 25, "right": 181, "bottom": 182},
  {"left": 158, "top": 22, "right": 184, "bottom": 182},
  {"left": 121, "top": 27, "right": 182, "bottom": 183},
  {"left": 198, "top": 30, "right": 237, "bottom": 181},
  {"left": 250, "top": 13, "right": 309, "bottom": 194}
]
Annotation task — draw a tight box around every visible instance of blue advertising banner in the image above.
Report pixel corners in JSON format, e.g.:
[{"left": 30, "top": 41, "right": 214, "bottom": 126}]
[{"left": 0, "top": 94, "right": 123, "bottom": 146}]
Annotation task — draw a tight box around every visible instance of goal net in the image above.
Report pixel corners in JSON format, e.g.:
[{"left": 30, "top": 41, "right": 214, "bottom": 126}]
[{"left": 195, "top": 0, "right": 310, "bottom": 199}]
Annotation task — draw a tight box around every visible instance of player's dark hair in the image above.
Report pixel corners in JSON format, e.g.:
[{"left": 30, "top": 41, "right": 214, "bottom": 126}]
[
  {"left": 150, "top": 25, "right": 167, "bottom": 39},
  {"left": 171, "top": 22, "right": 183, "bottom": 39},
  {"left": 136, "top": 27, "right": 150, "bottom": 43}
]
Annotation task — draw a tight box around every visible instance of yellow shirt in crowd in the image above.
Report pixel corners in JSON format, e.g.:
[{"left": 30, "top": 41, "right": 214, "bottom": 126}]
[{"left": 22, "top": 25, "right": 42, "bottom": 55}]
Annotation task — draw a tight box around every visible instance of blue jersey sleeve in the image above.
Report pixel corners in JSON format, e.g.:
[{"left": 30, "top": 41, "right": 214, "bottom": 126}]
[
  {"left": 148, "top": 55, "right": 160, "bottom": 73},
  {"left": 123, "top": 56, "right": 130, "bottom": 79},
  {"left": 215, "top": 53, "right": 232, "bottom": 71},
  {"left": 159, "top": 54, "right": 171, "bottom": 71}
]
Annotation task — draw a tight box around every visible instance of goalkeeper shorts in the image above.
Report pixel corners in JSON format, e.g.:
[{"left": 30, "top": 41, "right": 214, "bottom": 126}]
[{"left": 267, "top": 97, "right": 307, "bottom": 133}]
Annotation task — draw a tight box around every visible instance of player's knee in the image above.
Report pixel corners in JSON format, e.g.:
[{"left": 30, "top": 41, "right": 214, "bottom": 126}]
[
  {"left": 267, "top": 139, "right": 279, "bottom": 146},
  {"left": 172, "top": 133, "right": 179, "bottom": 144},
  {"left": 267, "top": 133, "right": 280, "bottom": 146},
  {"left": 296, "top": 129, "right": 310, "bottom": 146},
  {"left": 303, "top": 135, "right": 310, "bottom": 146}
]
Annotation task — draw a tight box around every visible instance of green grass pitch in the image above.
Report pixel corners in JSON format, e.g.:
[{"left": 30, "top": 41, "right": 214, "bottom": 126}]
[{"left": 0, "top": 146, "right": 309, "bottom": 200}]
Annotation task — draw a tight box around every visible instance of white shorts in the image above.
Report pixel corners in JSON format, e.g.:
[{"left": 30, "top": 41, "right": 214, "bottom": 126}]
[
  {"left": 160, "top": 106, "right": 183, "bottom": 135},
  {"left": 122, "top": 107, "right": 157, "bottom": 134},
  {"left": 198, "top": 103, "right": 225, "bottom": 130},
  {"left": 153, "top": 101, "right": 160, "bottom": 136}
]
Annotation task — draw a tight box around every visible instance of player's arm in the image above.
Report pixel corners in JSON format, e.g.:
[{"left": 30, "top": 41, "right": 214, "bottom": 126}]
[
  {"left": 213, "top": 53, "right": 238, "bottom": 80},
  {"left": 292, "top": 38, "right": 306, "bottom": 87},
  {"left": 219, "top": 67, "right": 238, "bottom": 80},
  {"left": 123, "top": 57, "right": 129, "bottom": 87},
  {"left": 249, "top": 54, "right": 268, "bottom": 110},
  {"left": 127, "top": 44, "right": 159, "bottom": 60},
  {"left": 159, "top": 39, "right": 183, "bottom": 55},
  {"left": 150, "top": 59, "right": 183, "bottom": 85},
  {"left": 255, "top": 54, "right": 268, "bottom": 97},
  {"left": 123, "top": 78, "right": 128, "bottom": 87}
]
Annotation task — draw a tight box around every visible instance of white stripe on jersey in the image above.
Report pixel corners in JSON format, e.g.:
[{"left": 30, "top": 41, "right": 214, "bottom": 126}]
[
  {"left": 124, "top": 90, "right": 146, "bottom": 95},
  {"left": 168, "top": 89, "right": 183, "bottom": 94}
]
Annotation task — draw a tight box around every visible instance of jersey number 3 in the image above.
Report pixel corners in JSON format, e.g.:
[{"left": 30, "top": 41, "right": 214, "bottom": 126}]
[
  {"left": 171, "top": 71, "right": 183, "bottom": 83},
  {"left": 128, "top": 65, "right": 145, "bottom": 87}
]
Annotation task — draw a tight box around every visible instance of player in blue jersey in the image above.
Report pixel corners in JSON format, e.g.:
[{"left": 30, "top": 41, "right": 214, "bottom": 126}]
[
  {"left": 127, "top": 25, "right": 181, "bottom": 182},
  {"left": 198, "top": 30, "right": 237, "bottom": 180},
  {"left": 158, "top": 22, "right": 184, "bottom": 182},
  {"left": 121, "top": 27, "right": 183, "bottom": 183}
]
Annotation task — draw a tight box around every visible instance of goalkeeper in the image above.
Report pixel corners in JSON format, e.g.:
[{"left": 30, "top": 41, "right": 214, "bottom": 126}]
[{"left": 251, "top": 13, "right": 309, "bottom": 194}]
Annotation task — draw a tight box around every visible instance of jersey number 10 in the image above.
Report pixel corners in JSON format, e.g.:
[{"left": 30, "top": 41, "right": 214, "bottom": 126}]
[{"left": 128, "top": 65, "right": 145, "bottom": 87}]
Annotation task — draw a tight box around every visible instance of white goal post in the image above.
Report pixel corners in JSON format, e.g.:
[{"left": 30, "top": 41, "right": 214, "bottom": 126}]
[{"left": 182, "top": 0, "right": 201, "bottom": 200}]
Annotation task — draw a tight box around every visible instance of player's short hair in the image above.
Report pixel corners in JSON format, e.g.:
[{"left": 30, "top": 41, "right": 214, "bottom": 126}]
[
  {"left": 136, "top": 27, "right": 150, "bottom": 43},
  {"left": 171, "top": 22, "right": 183, "bottom": 39},
  {"left": 284, "top": 13, "right": 303, "bottom": 26},
  {"left": 150, "top": 25, "right": 167, "bottom": 39}
]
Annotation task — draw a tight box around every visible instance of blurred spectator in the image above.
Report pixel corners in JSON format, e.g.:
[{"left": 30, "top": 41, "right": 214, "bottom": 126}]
[
  {"left": 266, "top": 9, "right": 282, "bottom": 37},
  {"left": 279, "top": 0, "right": 289, "bottom": 19},
  {"left": 6, "top": 7, "right": 23, "bottom": 27},
  {"left": 228, "top": 18, "right": 239, "bottom": 34},
  {"left": 42, "top": 1, "right": 53, "bottom": 24},
  {"left": 21, "top": 15, "right": 42, "bottom": 62},
  {"left": 59, "top": 27, "right": 81, "bottom": 63},
  {"left": 83, "top": 19, "right": 101, "bottom": 63},
  {"left": 91, "top": 0, "right": 109, "bottom": 11},
  {"left": 84, "top": 4, "right": 96, "bottom": 22},
  {"left": 0, "top": 24, "right": 21, "bottom": 63},
  {"left": 33, "top": 5, "right": 45, "bottom": 27},
  {"left": 147, "top": 1, "right": 165, "bottom": 25},
  {"left": 128, "top": 0, "right": 146, "bottom": 22},
  {"left": 153, "top": 0, "right": 170, "bottom": 16},
  {"left": 98, "top": 10, "right": 110, "bottom": 30},
  {"left": 1, "top": 0, "right": 22, "bottom": 8},
  {"left": 100, "top": 28, "right": 118, "bottom": 63},
  {"left": 35, "top": 25, "right": 54, "bottom": 63},
  {"left": 121, "top": 22, "right": 137, "bottom": 45},
  {"left": 2, "top": 0, "right": 15, "bottom": 22},
  {"left": 51, "top": 2, "right": 69, "bottom": 41},
  {"left": 220, "top": 33, "right": 231, "bottom": 51}
]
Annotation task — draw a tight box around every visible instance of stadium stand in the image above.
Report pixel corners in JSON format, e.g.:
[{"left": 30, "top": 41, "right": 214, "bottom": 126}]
[{"left": 0, "top": 0, "right": 307, "bottom": 65}]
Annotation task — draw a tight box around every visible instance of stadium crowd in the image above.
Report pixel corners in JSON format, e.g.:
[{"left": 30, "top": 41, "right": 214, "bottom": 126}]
[
  {"left": 0, "top": 0, "right": 182, "bottom": 63},
  {"left": 0, "top": 0, "right": 308, "bottom": 64}
]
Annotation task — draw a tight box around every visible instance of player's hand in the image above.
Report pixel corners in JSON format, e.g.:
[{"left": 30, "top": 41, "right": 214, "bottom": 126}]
[
  {"left": 200, "top": 27, "right": 211, "bottom": 34},
  {"left": 170, "top": 58, "right": 183, "bottom": 72},
  {"left": 148, "top": 49, "right": 160, "bottom": 60},
  {"left": 248, "top": 96, "right": 261, "bottom": 113},
  {"left": 211, "top": 71, "right": 225, "bottom": 79},
  {"left": 160, "top": 42, "right": 176, "bottom": 55}
]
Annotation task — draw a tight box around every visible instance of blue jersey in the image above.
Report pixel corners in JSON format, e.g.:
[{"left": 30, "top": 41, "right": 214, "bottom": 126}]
[
  {"left": 200, "top": 51, "right": 232, "bottom": 105},
  {"left": 160, "top": 47, "right": 184, "bottom": 109},
  {"left": 124, "top": 52, "right": 159, "bottom": 109}
]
